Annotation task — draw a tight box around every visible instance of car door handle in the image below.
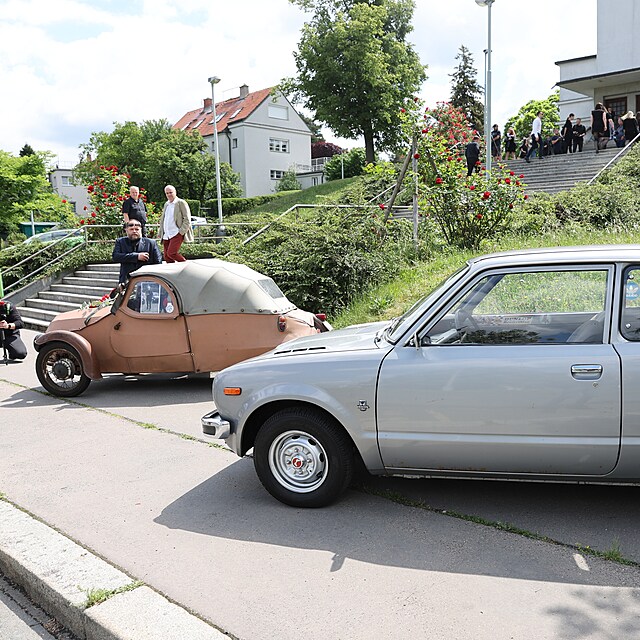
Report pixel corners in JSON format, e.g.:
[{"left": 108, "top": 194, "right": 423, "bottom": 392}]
[
  {"left": 571, "top": 364, "right": 602, "bottom": 379},
  {"left": 114, "top": 322, "right": 121, "bottom": 330}
]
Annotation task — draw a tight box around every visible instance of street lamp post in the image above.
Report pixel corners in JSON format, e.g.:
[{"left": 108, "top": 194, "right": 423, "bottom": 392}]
[
  {"left": 475, "top": 0, "right": 494, "bottom": 175},
  {"left": 208, "top": 76, "right": 224, "bottom": 225}
]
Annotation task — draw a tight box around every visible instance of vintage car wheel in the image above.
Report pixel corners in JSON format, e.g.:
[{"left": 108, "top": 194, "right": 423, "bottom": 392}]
[
  {"left": 254, "top": 408, "right": 354, "bottom": 508},
  {"left": 36, "top": 341, "right": 91, "bottom": 397}
]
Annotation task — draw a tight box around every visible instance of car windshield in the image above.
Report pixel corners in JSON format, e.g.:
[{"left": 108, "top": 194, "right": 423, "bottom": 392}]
[{"left": 385, "top": 264, "right": 468, "bottom": 342}]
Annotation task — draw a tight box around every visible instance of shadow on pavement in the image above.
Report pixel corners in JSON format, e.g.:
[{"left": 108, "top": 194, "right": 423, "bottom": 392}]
[{"left": 154, "top": 459, "right": 640, "bottom": 592}]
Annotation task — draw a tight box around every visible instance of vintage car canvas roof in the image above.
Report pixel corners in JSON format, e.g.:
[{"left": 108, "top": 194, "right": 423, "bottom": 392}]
[{"left": 131, "top": 259, "right": 296, "bottom": 315}]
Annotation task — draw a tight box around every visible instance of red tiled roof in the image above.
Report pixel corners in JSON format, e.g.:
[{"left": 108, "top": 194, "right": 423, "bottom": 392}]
[{"left": 173, "top": 87, "right": 274, "bottom": 137}]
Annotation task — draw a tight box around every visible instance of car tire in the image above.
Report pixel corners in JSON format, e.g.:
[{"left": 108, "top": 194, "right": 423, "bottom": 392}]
[
  {"left": 254, "top": 407, "right": 354, "bottom": 508},
  {"left": 36, "top": 341, "right": 91, "bottom": 397}
]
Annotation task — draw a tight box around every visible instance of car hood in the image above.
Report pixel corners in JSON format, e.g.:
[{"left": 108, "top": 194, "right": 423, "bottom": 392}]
[
  {"left": 46, "top": 306, "right": 111, "bottom": 332},
  {"left": 264, "top": 320, "right": 388, "bottom": 357}
]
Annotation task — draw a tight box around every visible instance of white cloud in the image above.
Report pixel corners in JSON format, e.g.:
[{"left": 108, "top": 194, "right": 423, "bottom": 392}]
[{"left": 0, "top": 0, "right": 597, "bottom": 162}]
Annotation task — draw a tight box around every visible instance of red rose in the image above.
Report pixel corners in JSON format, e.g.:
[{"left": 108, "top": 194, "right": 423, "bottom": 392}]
[
  {"left": 510, "top": 171, "right": 515, "bottom": 176},
  {"left": 476, "top": 213, "right": 483, "bottom": 219},
  {"left": 435, "top": 177, "right": 443, "bottom": 184},
  {"left": 524, "top": 195, "right": 529, "bottom": 200},
  {"left": 469, "top": 185, "right": 476, "bottom": 191},
  {"left": 483, "top": 191, "right": 491, "bottom": 199},
  {"left": 509, "top": 203, "right": 514, "bottom": 209},
  {"left": 519, "top": 174, "right": 524, "bottom": 178},
  {"left": 447, "top": 156, "right": 452, "bottom": 161},
  {"left": 413, "top": 96, "right": 419, "bottom": 102},
  {"left": 475, "top": 161, "right": 481, "bottom": 166},
  {"left": 379, "top": 203, "right": 386, "bottom": 210},
  {"left": 80, "top": 219, "right": 85, "bottom": 224},
  {"left": 413, "top": 153, "right": 420, "bottom": 159},
  {"left": 83, "top": 205, "right": 88, "bottom": 210},
  {"left": 400, "top": 108, "right": 406, "bottom": 113},
  {"left": 91, "top": 212, "right": 96, "bottom": 218},
  {"left": 516, "top": 181, "right": 521, "bottom": 186},
  {"left": 505, "top": 178, "right": 511, "bottom": 184},
  {"left": 61, "top": 199, "right": 67, "bottom": 203}
]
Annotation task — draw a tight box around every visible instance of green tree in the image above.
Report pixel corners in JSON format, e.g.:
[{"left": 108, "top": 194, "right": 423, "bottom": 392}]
[
  {"left": 76, "top": 121, "right": 241, "bottom": 204},
  {"left": 505, "top": 91, "right": 560, "bottom": 141},
  {"left": 449, "top": 45, "right": 484, "bottom": 134},
  {"left": 0, "top": 150, "right": 73, "bottom": 238},
  {"left": 299, "top": 113, "right": 324, "bottom": 143},
  {"left": 19, "top": 143, "right": 36, "bottom": 157},
  {"left": 283, "top": 0, "right": 426, "bottom": 164},
  {"left": 324, "top": 148, "right": 367, "bottom": 180},
  {"left": 276, "top": 169, "right": 302, "bottom": 192}
]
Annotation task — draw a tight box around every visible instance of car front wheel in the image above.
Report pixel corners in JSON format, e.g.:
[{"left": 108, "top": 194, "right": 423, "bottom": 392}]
[
  {"left": 36, "top": 341, "right": 91, "bottom": 397},
  {"left": 254, "top": 407, "right": 354, "bottom": 508}
]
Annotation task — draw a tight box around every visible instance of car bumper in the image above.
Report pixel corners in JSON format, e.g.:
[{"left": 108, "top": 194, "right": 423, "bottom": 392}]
[{"left": 201, "top": 410, "right": 231, "bottom": 440}]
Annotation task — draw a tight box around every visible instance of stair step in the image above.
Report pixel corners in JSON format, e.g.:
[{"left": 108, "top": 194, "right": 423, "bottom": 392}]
[
  {"left": 20, "top": 316, "right": 50, "bottom": 332},
  {"left": 62, "top": 276, "right": 118, "bottom": 288},
  {"left": 26, "top": 299, "right": 84, "bottom": 313},
  {"left": 50, "top": 284, "right": 114, "bottom": 297},
  {"left": 16, "top": 306, "right": 59, "bottom": 322},
  {"left": 39, "top": 291, "right": 106, "bottom": 304},
  {"left": 86, "top": 263, "right": 119, "bottom": 273}
]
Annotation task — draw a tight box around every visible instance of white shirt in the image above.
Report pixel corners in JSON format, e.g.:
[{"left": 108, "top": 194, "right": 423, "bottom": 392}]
[
  {"left": 531, "top": 117, "right": 542, "bottom": 137},
  {"left": 162, "top": 201, "right": 180, "bottom": 240}
]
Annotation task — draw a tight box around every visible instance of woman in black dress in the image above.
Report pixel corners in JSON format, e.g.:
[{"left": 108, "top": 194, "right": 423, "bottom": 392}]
[
  {"left": 504, "top": 127, "right": 517, "bottom": 160},
  {"left": 622, "top": 110, "right": 639, "bottom": 145},
  {"left": 590, "top": 103, "right": 607, "bottom": 153}
]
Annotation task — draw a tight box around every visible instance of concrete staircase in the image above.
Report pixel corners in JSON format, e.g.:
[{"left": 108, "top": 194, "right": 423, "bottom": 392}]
[
  {"left": 501, "top": 145, "right": 621, "bottom": 195},
  {"left": 17, "top": 263, "right": 120, "bottom": 331}
]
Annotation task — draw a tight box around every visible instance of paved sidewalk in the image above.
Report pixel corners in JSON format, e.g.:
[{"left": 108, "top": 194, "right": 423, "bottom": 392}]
[{"left": 2, "top": 330, "right": 640, "bottom": 640}]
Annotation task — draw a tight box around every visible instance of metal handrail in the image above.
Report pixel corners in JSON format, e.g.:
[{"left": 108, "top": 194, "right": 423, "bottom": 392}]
[{"left": 588, "top": 132, "right": 640, "bottom": 185}]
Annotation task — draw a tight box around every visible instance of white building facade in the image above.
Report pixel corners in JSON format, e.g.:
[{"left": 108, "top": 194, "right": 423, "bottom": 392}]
[
  {"left": 556, "top": 0, "right": 640, "bottom": 123},
  {"left": 174, "top": 85, "right": 311, "bottom": 197},
  {"left": 48, "top": 164, "right": 91, "bottom": 214}
]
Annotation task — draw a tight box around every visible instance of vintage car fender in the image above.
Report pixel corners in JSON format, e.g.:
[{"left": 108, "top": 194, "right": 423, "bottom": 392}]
[{"left": 34, "top": 331, "right": 102, "bottom": 380}]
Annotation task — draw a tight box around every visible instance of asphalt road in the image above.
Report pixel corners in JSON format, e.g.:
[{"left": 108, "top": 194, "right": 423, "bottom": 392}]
[{"left": 1, "top": 329, "right": 639, "bottom": 639}]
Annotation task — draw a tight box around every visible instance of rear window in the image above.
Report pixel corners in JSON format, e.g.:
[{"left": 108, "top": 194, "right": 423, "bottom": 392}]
[{"left": 257, "top": 278, "right": 286, "bottom": 301}]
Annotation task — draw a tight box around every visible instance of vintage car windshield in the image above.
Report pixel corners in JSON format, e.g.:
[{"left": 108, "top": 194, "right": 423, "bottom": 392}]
[{"left": 385, "top": 265, "right": 469, "bottom": 342}]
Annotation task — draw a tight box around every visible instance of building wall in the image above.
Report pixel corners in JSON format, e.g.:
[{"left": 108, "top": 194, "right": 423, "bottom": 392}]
[
  {"left": 48, "top": 168, "right": 91, "bottom": 215},
  {"left": 597, "top": 0, "right": 640, "bottom": 73},
  {"left": 203, "top": 93, "right": 311, "bottom": 197}
]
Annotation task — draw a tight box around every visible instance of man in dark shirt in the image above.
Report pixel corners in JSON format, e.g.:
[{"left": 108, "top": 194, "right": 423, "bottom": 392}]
[
  {"left": 465, "top": 136, "right": 481, "bottom": 177},
  {"left": 572, "top": 118, "right": 586, "bottom": 152},
  {"left": 122, "top": 186, "right": 148, "bottom": 235},
  {"left": 112, "top": 220, "right": 162, "bottom": 284},
  {"left": 0, "top": 300, "right": 27, "bottom": 362}
]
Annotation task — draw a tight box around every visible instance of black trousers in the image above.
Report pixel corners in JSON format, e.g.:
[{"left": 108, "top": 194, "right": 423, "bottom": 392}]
[
  {"left": 2, "top": 330, "right": 27, "bottom": 360},
  {"left": 573, "top": 138, "right": 583, "bottom": 152}
]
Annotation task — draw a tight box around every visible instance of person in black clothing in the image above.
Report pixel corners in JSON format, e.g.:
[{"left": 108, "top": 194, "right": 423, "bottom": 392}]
[
  {"left": 112, "top": 220, "right": 162, "bottom": 284},
  {"left": 622, "top": 110, "right": 639, "bottom": 145},
  {"left": 122, "top": 186, "right": 148, "bottom": 236},
  {"left": 490, "top": 124, "right": 502, "bottom": 161},
  {"left": 504, "top": 127, "right": 517, "bottom": 160},
  {"left": 0, "top": 300, "right": 27, "bottom": 361},
  {"left": 465, "top": 136, "right": 481, "bottom": 177},
  {"left": 572, "top": 118, "right": 586, "bottom": 152},
  {"left": 561, "top": 113, "right": 574, "bottom": 153},
  {"left": 591, "top": 103, "right": 607, "bottom": 153}
]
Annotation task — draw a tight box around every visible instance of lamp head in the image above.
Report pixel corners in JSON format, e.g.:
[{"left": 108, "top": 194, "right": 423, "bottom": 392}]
[
  {"left": 475, "top": 0, "right": 493, "bottom": 6},
  {"left": 208, "top": 76, "right": 221, "bottom": 85}
]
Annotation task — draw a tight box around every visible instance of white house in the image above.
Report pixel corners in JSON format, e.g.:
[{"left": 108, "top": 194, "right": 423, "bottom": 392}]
[
  {"left": 48, "top": 163, "right": 91, "bottom": 214},
  {"left": 556, "top": 0, "right": 640, "bottom": 122},
  {"left": 173, "top": 85, "right": 312, "bottom": 197}
]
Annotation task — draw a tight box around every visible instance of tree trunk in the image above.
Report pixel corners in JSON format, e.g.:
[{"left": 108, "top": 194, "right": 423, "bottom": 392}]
[{"left": 363, "top": 126, "right": 376, "bottom": 164}]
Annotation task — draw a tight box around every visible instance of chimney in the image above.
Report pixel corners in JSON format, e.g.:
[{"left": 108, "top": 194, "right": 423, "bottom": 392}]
[
  {"left": 204, "top": 97, "right": 213, "bottom": 112},
  {"left": 239, "top": 84, "right": 249, "bottom": 99}
]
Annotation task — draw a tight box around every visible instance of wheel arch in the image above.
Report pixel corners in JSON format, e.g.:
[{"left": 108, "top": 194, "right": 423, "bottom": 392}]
[
  {"left": 241, "top": 400, "right": 362, "bottom": 464},
  {"left": 34, "top": 331, "right": 102, "bottom": 379}
]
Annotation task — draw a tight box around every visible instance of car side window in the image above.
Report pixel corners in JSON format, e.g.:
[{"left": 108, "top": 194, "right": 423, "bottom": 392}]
[
  {"left": 621, "top": 267, "right": 640, "bottom": 340},
  {"left": 424, "top": 269, "right": 609, "bottom": 345},
  {"left": 126, "top": 281, "right": 175, "bottom": 315}
]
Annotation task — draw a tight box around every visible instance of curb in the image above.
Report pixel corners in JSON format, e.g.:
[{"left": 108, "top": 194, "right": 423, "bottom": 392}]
[{"left": 0, "top": 501, "right": 229, "bottom": 640}]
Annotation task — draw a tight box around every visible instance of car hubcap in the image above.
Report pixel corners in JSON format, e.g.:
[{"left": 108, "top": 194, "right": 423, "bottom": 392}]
[
  {"left": 52, "top": 358, "right": 74, "bottom": 380},
  {"left": 44, "top": 350, "right": 82, "bottom": 390},
  {"left": 268, "top": 430, "right": 327, "bottom": 493}
]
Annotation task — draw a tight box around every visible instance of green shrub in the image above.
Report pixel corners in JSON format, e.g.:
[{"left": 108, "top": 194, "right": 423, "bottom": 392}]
[
  {"left": 203, "top": 194, "right": 287, "bottom": 217},
  {"left": 276, "top": 170, "right": 302, "bottom": 192},
  {"left": 325, "top": 148, "right": 367, "bottom": 181},
  {"left": 185, "top": 199, "right": 201, "bottom": 216}
]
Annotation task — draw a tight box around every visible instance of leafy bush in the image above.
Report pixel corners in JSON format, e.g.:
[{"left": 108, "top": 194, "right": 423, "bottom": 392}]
[
  {"left": 203, "top": 193, "right": 288, "bottom": 217},
  {"left": 184, "top": 199, "right": 201, "bottom": 216},
  {"left": 325, "top": 148, "right": 367, "bottom": 181},
  {"left": 224, "top": 207, "right": 415, "bottom": 315},
  {"left": 276, "top": 170, "right": 302, "bottom": 192}
]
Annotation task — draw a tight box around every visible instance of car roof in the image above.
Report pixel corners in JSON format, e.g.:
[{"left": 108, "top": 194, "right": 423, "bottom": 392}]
[
  {"left": 131, "top": 258, "right": 296, "bottom": 315},
  {"left": 468, "top": 244, "right": 640, "bottom": 270}
]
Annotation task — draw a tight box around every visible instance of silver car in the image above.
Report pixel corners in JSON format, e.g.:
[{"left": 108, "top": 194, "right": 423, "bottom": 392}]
[{"left": 202, "top": 245, "right": 640, "bottom": 507}]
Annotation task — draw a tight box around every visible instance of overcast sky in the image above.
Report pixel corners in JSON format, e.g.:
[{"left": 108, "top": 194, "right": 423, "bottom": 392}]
[{"left": 0, "top": 0, "right": 597, "bottom": 163}]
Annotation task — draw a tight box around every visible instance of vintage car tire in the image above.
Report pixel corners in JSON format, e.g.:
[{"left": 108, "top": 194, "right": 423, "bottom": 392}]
[
  {"left": 35, "top": 341, "right": 91, "bottom": 397},
  {"left": 254, "top": 408, "right": 354, "bottom": 508}
]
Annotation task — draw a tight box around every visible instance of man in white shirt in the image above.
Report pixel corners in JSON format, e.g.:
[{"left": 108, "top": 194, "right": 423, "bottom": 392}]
[
  {"left": 525, "top": 111, "right": 543, "bottom": 163},
  {"left": 158, "top": 185, "right": 194, "bottom": 262}
]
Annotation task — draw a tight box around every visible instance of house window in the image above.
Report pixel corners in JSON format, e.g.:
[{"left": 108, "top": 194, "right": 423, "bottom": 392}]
[
  {"left": 192, "top": 118, "right": 205, "bottom": 129},
  {"left": 312, "top": 177, "right": 319, "bottom": 186},
  {"left": 210, "top": 112, "right": 226, "bottom": 124},
  {"left": 268, "top": 104, "right": 288, "bottom": 120},
  {"left": 270, "top": 170, "right": 285, "bottom": 180},
  {"left": 230, "top": 108, "right": 242, "bottom": 119},
  {"left": 604, "top": 97, "right": 627, "bottom": 120},
  {"left": 61, "top": 176, "right": 72, "bottom": 186},
  {"left": 269, "top": 138, "right": 289, "bottom": 153},
  {"left": 232, "top": 138, "right": 238, "bottom": 149}
]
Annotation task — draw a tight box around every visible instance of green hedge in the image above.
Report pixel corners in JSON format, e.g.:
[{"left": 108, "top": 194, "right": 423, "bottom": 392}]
[
  {"left": 184, "top": 199, "right": 201, "bottom": 216},
  {"left": 203, "top": 193, "right": 288, "bottom": 217}
]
